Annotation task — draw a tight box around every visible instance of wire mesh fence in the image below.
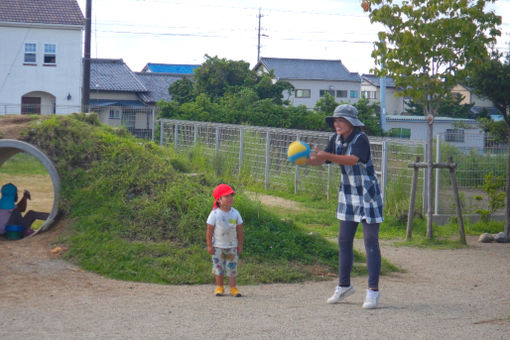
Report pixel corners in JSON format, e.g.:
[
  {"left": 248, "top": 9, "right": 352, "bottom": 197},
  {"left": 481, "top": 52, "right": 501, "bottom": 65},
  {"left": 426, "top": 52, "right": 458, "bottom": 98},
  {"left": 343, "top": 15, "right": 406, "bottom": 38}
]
[
  {"left": 158, "top": 119, "right": 428, "bottom": 215},
  {"left": 435, "top": 130, "right": 507, "bottom": 216}
]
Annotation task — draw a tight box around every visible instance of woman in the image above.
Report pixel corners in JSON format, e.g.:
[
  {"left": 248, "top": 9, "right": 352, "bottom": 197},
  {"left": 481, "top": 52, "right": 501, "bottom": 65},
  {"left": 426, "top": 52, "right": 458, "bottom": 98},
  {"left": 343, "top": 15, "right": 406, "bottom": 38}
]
[{"left": 307, "top": 104, "right": 383, "bottom": 309}]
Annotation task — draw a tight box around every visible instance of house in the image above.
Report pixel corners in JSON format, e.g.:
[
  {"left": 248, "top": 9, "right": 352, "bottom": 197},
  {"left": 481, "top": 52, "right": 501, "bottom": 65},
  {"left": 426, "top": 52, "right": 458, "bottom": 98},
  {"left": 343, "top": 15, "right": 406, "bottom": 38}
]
[
  {"left": 253, "top": 57, "right": 361, "bottom": 109},
  {"left": 0, "top": 0, "right": 84, "bottom": 115},
  {"left": 140, "top": 63, "right": 199, "bottom": 75},
  {"left": 361, "top": 74, "right": 406, "bottom": 115},
  {"left": 451, "top": 83, "right": 500, "bottom": 118},
  {"left": 385, "top": 115, "right": 486, "bottom": 151},
  {"left": 90, "top": 59, "right": 187, "bottom": 139},
  {"left": 90, "top": 59, "right": 153, "bottom": 138}
]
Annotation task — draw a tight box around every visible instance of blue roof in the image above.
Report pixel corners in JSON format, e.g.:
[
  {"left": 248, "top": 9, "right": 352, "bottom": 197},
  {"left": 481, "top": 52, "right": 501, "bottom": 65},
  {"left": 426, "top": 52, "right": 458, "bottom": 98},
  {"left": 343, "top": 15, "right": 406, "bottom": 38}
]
[{"left": 143, "top": 63, "right": 199, "bottom": 74}]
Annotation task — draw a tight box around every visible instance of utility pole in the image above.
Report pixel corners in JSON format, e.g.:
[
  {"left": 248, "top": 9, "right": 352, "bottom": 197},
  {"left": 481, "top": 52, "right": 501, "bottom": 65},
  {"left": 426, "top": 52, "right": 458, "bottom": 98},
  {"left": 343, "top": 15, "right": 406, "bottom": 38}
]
[
  {"left": 81, "top": 0, "right": 92, "bottom": 113},
  {"left": 257, "top": 8, "right": 263, "bottom": 62},
  {"left": 256, "top": 8, "right": 268, "bottom": 62}
]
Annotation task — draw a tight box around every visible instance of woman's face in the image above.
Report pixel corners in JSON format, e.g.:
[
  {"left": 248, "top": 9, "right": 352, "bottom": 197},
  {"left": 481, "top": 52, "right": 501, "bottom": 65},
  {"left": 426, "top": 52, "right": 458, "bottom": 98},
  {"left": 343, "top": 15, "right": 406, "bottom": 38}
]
[{"left": 333, "top": 117, "right": 354, "bottom": 138}]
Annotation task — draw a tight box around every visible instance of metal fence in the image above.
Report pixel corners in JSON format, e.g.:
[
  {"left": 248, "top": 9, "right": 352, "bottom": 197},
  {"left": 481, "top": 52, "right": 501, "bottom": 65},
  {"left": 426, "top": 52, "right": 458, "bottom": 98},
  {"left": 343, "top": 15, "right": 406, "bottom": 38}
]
[
  {"left": 158, "top": 119, "right": 428, "bottom": 214},
  {"left": 435, "top": 130, "right": 507, "bottom": 216}
]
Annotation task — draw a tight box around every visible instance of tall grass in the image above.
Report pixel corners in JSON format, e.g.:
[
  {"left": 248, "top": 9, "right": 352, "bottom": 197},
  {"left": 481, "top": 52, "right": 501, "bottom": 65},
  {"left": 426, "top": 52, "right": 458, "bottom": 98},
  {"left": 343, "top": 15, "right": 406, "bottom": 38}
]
[{"left": 19, "top": 114, "right": 348, "bottom": 284}]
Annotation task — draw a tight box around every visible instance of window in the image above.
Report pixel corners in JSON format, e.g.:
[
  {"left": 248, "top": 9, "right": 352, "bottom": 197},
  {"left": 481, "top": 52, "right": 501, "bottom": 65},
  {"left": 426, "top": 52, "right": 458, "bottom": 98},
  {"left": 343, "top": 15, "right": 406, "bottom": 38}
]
[
  {"left": 295, "top": 89, "right": 311, "bottom": 98},
  {"left": 350, "top": 90, "right": 359, "bottom": 99},
  {"left": 389, "top": 128, "right": 411, "bottom": 139},
  {"left": 24, "top": 43, "right": 36, "bottom": 63},
  {"left": 336, "top": 90, "right": 347, "bottom": 98},
  {"left": 361, "top": 91, "right": 377, "bottom": 99},
  {"left": 445, "top": 129, "right": 464, "bottom": 143},
  {"left": 109, "top": 109, "right": 121, "bottom": 119},
  {"left": 44, "top": 44, "right": 56, "bottom": 64},
  {"left": 320, "top": 89, "right": 335, "bottom": 97}
]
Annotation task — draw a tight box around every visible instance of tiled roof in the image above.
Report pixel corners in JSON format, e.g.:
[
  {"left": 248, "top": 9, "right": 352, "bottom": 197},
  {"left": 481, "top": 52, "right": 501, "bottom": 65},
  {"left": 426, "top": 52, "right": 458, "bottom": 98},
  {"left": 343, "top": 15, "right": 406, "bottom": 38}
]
[
  {"left": 257, "top": 57, "right": 360, "bottom": 82},
  {"left": 362, "top": 74, "right": 396, "bottom": 88},
  {"left": 136, "top": 73, "right": 188, "bottom": 103},
  {"left": 142, "top": 63, "right": 200, "bottom": 74},
  {"left": 0, "top": 0, "right": 84, "bottom": 26},
  {"left": 90, "top": 59, "right": 148, "bottom": 92}
]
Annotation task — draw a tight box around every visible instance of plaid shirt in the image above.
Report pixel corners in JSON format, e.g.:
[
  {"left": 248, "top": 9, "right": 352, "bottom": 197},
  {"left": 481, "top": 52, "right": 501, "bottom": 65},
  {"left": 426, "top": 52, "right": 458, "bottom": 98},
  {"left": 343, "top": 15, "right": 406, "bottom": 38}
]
[{"left": 335, "top": 132, "right": 384, "bottom": 224}]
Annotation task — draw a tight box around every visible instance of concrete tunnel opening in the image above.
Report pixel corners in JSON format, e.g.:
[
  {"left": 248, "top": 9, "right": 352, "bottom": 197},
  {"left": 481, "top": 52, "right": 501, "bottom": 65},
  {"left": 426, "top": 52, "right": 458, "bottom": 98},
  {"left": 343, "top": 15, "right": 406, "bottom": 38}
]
[{"left": 0, "top": 139, "right": 60, "bottom": 236}]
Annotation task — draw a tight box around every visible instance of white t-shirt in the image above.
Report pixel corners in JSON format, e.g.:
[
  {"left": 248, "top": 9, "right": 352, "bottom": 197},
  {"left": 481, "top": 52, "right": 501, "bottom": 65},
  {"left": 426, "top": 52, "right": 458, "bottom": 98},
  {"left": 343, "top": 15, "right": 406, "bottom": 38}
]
[{"left": 206, "top": 207, "right": 243, "bottom": 248}]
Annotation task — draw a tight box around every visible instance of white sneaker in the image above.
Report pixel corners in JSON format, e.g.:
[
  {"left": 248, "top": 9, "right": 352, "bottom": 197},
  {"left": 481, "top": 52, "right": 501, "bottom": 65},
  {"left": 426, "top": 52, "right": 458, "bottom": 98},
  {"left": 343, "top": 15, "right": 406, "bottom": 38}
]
[
  {"left": 362, "top": 289, "right": 380, "bottom": 309},
  {"left": 327, "top": 285, "right": 355, "bottom": 304}
]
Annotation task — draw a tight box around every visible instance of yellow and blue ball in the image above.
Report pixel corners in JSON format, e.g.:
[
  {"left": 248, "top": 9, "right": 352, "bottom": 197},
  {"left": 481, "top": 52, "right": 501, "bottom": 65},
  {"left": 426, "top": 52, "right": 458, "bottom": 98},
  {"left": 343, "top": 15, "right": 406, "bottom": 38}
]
[{"left": 287, "top": 140, "right": 311, "bottom": 166}]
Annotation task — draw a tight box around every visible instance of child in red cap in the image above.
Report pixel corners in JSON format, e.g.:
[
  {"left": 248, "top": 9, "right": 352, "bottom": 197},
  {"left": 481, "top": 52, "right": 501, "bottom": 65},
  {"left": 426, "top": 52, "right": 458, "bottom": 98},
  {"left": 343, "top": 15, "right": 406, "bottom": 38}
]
[{"left": 206, "top": 184, "right": 244, "bottom": 297}]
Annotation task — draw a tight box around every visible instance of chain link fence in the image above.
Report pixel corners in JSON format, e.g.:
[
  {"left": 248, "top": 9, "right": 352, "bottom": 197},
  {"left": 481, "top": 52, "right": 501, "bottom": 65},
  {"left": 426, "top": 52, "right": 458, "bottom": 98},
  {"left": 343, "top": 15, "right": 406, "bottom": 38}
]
[
  {"left": 435, "top": 129, "right": 507, "bottom": 217},
  {"left": 158, "top": 119, "right": 428, "bottom": 216}
]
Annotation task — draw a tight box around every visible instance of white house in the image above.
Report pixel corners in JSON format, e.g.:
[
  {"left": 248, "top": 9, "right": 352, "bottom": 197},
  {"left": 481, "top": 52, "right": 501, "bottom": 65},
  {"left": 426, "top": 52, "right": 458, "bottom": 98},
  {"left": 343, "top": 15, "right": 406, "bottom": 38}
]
[
  {"left": 385, "top": 115, "right": 486, "bottom": 151},
  {"left": 0, "top": 0, "right": 84, "bottom": 115},
  {"left": 253, "top": 57, "right": 361, "bottom": 109},
  {"left": 361, "top": 74, "right": 407, "bottom": 115}
]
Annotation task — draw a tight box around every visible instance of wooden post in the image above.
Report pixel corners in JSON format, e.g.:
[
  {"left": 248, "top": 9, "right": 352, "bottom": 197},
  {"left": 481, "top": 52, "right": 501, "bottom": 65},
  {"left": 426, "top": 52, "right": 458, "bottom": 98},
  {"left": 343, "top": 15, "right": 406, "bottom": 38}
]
[
  {"left": 406, "top": 156, "right": 420, "bottom": 240},
  {"left": 448, "top": 157, "right": 466, "bottom": 245}
]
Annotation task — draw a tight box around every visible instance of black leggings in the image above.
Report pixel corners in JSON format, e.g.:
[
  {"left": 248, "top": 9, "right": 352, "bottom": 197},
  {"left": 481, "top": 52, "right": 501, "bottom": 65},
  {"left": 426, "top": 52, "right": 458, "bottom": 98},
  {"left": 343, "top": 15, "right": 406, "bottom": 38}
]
[
  {"left": 338, "top": 220, "right": 381, "bottom": 289},
  {"left": 7, "top": 210, "right": 49, "bottom": 233}
]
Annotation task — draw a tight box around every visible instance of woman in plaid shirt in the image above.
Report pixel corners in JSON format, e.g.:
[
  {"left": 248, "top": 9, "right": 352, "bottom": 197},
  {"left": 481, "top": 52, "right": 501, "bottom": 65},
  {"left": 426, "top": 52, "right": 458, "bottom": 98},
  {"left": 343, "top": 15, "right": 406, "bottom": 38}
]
[{"left": 307, "top": 104, "right": 383, "bottom": 309}]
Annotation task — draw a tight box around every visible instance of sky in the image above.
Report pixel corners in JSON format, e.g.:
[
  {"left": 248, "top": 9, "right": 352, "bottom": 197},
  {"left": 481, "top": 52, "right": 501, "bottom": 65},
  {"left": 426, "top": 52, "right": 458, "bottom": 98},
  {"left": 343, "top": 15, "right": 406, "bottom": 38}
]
[{"left": 76, "top": 0, "right": 510, "bottom": 75}]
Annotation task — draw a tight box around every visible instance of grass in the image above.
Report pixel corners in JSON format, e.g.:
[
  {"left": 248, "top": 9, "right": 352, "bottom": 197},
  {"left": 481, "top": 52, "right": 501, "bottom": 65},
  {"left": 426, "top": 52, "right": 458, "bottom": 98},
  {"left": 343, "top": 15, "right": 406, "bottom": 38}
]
[{"left": 9, "top": 113, "right": 346, "bottom": 284}]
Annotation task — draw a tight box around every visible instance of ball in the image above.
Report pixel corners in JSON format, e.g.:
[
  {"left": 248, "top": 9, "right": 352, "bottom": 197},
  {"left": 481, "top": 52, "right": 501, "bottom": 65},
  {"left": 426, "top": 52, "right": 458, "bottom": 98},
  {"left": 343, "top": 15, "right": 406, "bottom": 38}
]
[{"left": 287, "top": 140, "right": 311, "bottom": 166}]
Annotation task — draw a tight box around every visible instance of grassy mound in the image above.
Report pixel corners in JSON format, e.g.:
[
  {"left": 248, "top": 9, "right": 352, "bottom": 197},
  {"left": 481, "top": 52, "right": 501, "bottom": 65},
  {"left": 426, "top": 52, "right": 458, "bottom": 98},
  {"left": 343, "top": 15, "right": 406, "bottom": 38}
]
[{"left": 19, "top": 114, "right": 349, "bottom": 284}]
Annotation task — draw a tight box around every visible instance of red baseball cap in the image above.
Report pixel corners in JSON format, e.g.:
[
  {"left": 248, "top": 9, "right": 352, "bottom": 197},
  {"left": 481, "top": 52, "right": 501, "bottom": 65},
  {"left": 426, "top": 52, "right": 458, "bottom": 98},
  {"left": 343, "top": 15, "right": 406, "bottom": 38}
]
[{"left": 212, "top": 184, "right": 235, "bottom": 209}]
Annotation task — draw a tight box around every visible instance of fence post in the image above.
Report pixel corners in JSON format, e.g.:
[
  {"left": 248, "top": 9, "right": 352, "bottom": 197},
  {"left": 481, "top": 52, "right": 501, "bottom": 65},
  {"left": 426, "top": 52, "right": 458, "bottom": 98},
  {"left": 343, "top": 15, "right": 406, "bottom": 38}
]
[
  {"left": 194, "top": 124, "right": 198, "bottom": 145},
  {"left": 422, "top": 143, "right": 428, "bottom": 215},
  {"left": 215, "top": 126, "right": 220, "bottom": 154},
  {"left": 151, "top": 109, "right": 155, "bottom": 142},
  {"left": 265, "top": 131, "right": 270, "bottom": 189},
  {"left": 381, "top": 141, "right": 389, "bottom": 202},
  {"left": 160, "top": 120, "right": 164, "bottom": 146},
  {"left": 435, "top": 134, "right": 441, "bottom": 215},
  {"left": 239, "top": 128, "right": 244, "bottom": 173},
  {"left": 174, "top": 123, "right": 178, "bottom": 149}
]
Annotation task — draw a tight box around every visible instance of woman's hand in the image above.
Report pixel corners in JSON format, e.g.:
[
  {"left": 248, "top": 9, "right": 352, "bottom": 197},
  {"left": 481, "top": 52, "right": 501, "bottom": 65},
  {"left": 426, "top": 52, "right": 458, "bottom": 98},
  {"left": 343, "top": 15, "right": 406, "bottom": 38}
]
[{"left": 207, "top": 245, "right": 215, "bottom": 255}]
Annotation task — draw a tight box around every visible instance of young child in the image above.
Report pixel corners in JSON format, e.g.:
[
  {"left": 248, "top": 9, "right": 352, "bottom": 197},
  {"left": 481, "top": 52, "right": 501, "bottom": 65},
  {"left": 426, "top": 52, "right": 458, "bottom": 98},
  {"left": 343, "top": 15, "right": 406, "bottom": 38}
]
[{"left": 206, "top": 184, "right": 244, "bottom": 297}]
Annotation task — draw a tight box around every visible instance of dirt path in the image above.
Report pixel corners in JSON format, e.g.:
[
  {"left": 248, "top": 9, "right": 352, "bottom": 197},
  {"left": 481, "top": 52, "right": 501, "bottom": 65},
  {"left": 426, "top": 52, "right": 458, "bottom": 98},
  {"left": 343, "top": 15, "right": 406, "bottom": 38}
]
[{"left": 1, "top": 221, "right": 509, "bottom": 340}]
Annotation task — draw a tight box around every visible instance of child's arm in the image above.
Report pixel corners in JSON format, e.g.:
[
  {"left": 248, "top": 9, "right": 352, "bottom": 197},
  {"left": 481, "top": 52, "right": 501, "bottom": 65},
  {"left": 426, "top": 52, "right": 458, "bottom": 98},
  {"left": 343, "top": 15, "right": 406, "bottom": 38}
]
[
  {"left": 236, "top": 224, "right": 244, "bottom": 254},
  {"left": 15, "top": 190, "right": 30, "bottom": 212},
  {"left": 206, "top": 224, "right": 215, "bottom": 255}
]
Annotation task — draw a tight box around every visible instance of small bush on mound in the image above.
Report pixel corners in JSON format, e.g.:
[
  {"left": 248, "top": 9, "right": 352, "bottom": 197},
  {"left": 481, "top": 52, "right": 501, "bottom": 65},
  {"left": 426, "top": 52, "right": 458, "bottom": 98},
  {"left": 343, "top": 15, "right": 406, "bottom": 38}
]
[{"left": 21, "top": 114, "right": 340, "bottom": 284}]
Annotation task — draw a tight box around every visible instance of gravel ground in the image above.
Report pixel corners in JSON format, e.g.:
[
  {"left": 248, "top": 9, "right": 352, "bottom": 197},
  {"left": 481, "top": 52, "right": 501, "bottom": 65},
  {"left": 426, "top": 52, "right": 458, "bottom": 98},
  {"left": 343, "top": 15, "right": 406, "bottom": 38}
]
[{"left": 1, "top": 226, "right": 509, "bottom": 340}]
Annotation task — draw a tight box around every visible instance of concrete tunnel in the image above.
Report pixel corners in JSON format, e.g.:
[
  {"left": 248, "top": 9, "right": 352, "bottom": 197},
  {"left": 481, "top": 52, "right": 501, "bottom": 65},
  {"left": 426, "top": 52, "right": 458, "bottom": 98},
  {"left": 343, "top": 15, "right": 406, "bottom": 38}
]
[{"left": 0, "top": 139, "right": 60, "bottom": 235}]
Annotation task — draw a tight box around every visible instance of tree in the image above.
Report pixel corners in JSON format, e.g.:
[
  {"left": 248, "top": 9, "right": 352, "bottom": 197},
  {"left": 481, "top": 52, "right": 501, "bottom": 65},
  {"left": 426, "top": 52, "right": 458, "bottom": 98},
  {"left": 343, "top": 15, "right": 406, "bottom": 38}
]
[
  {"left": 468, "top": 55, "right": 510, "bottom": 238},
  {"left": 193, "top": 55, "right": 257, "bottom": 100},
  {"left": 168, "top": 77, "right": 195, "bottom": 104},
  {"left": 365, "top": 0, "right": 501, "bottom": 239},
  {"left": 405, "top": 94, "right": 475, "bottom": 118}
]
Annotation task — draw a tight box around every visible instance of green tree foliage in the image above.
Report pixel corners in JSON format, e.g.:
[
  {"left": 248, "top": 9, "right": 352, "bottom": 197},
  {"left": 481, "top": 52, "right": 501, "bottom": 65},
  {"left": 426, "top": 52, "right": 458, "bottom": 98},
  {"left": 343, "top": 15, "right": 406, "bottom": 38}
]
[
  {"left": 365, "top": 0, "right": 501, "bottom": 238},
  {"left": 405, "top": 94, "right": 475, "bottom": 118},
  {"left": 193, "top": 55, "right": 257, "bottom": 100},
  {"left": 355, "top": 97, "right": 383, "bottom": 136},
  {"left": 168, "top": 77, "right": 195, "bottom": 104},
  {"left": 314, "top": 92, "right": 338, "bottom": 115}
]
